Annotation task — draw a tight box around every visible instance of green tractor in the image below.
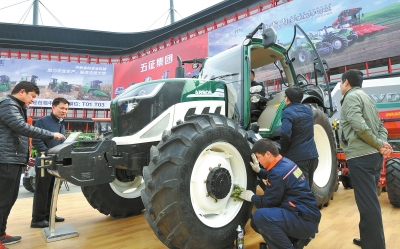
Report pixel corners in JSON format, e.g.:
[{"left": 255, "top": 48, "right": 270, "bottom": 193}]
[
  {"left": 54, "top": 81, "right": 72, "bottom": 93},
  {"left": 43, "top": 24, "right": 337, "bottom": 249},
  {"left": 82, "top": 80, "right": 107, "bottom": 97},
  {"left": 49, "top": 78, "right": 72, "bottom": 93},
  {"left": 289, "top": 35, "right": 333, "bottom": 64},
  {"left": 0, "top": 75, "right": 11, "bottom": 92},
  {"left": 316, "top": 26, "right": 358, "bottom": 52}
]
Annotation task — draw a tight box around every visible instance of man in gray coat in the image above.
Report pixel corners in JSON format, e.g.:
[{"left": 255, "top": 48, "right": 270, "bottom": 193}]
[
  {"left": 0, "top": 82, "right": 64, "bottom": 247},
  {"left": 339, "top": 69, "right": 392, "bottom": 249}
]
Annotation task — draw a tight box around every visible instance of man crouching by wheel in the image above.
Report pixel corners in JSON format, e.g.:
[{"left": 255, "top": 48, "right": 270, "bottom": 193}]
[{"left": 239, "top": 138, "right": 321, "bottom": 249}]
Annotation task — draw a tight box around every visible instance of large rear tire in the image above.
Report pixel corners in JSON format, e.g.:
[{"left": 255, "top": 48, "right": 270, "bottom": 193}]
[
  {"left": 81, "top": 170, "right": 145, "bottom": 218},
  {"left": 386, "top": 157, "right": 400, "bottom": 207},
  {"left": 308, "top": 105, "right": 338, "bottom": 208},
  {"left": 141, "top": 114, "right": 256, "bottom": 249}
]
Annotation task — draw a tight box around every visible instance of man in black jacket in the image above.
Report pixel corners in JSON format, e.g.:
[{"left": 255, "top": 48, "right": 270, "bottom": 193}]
[
  {"left": 0, "top": 82, "right": 65, "bottom": 247},
  {"left": 31, "top": 98, "right": 69, "bottom": 228}
]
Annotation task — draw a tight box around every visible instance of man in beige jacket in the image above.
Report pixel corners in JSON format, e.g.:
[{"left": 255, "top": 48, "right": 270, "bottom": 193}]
[{"left": 339, "top": 69, "right": 392, "bottom": 249}]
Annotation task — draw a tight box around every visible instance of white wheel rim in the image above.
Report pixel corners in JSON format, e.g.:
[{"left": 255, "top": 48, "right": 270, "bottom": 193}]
[
  {"left": 313, "top": 124, "right": 332, "bottom": 187},
  {"left": 190, "top": 142, "right": 247, "bottom": 228},
  {"left": 109, "top": 176, "right": 144, "bottom": 198},
  {"left": 332, "top": 39, "right": 342, "bottom": 49}
]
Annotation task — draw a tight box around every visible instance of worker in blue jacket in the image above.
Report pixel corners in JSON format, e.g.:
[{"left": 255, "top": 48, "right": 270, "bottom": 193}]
[
  {"left": 240, "top": 138, "right": 321, "bottom": 249},
  {"left": 280, "top": 87, "right": 318, "bottom": 188}
]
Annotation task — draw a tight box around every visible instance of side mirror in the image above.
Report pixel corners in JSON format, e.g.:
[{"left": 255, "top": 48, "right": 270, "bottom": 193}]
[
  {"left": 175, "top": 56, "right": 186, "bottom": 78},
  {"left": 262, "top": 26, "right": 277, "bottom": 49}
]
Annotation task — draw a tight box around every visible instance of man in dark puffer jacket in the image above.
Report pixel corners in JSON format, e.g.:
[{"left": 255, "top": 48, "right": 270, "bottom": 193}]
[
  {"left": 0, "top": 82, "right": 65, "bottom": 247},
  {"left": 280, "top": 87, "right": 318, "bottom": 188}
]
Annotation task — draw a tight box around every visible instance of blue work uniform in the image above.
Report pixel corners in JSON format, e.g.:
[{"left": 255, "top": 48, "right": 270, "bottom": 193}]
[{"left": 251, "top": 157, "right": 321, "bottom": 249}]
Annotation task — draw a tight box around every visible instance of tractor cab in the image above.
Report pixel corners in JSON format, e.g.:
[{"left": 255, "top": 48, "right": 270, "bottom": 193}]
[
  {"left": 90, "top": 80, "right": 102, "bottom": 89},
  {"left": 334, "top": 8, "right": 363, "bottom": 28},
  {"left": 0, "top": 75, "right": 9, "bottom": 83},
  {"left": 48, "top": 78, "right": 58, "bottom": 90},
  {"left": 27, "top": 75, "right": 39, "bottom": 84},
  {"left": 0, "top": 75, "right": 10, "bottom": 83}
]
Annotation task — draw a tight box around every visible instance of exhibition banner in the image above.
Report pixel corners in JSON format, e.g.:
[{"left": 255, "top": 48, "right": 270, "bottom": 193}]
[
  {"left": 208, "top": 0, "right": 400, "bottom": 68},
  {"left": 0, "top": 58, "right": 113, "bottom": 109},
  {"left": 113, "top": 34, "right": 208, "bottom": 98}
]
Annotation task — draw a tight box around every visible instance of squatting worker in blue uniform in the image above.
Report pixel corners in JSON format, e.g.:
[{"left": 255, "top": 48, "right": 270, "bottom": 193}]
[
  {"left": 339, "top": 69, "right": 392, "bottom": 248},
  {"left": 280, "top": 87, "right": 318, "bottom": 188},
  {"left": 31, "top": 98, "right": 70, "bottom": 228},
  {"left": 239, "top": 138, "right": 320, "bottom": 249},
  {"left": 0, "top": 82, "right": 65, "bottom": 248}
]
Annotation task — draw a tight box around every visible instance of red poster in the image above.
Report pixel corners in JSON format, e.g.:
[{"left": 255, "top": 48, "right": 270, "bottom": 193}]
[{"left": 113, "top": 34, "right": 208, "bottom": 97}]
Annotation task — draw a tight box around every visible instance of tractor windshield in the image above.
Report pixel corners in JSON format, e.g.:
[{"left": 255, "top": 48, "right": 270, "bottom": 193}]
[
  {"left": 288, "top": 24, "right": 334, "bottom": 116},
  {"left": 113, "top": 81, "right": 185, "bottom": 137},
  {"left": 198, "top": 46, "right": 243, "bottom": 124}
]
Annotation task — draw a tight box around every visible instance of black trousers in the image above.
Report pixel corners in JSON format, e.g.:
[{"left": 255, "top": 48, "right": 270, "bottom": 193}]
[
  {"left": 0, "top": 164, "right": 22, "bottom": 236},
  {"left": 296, "top": 158, "right": 318, "bottom": 188},
  {"left": 31, "top": 166, "right": 55, "bottom": 222},
  {"left": 347, "top": 153, "right": 385, "bottom": 249}
]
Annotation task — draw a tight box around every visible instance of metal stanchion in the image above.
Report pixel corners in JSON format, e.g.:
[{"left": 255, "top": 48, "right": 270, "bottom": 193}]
[{"left": 41, "top": 155, "right": 79, "bottom": 242}]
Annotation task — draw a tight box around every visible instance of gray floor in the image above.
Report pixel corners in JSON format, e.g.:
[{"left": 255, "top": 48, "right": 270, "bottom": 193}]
[{"left": 18, "top": 174, "right": 82, "bottom": 199}]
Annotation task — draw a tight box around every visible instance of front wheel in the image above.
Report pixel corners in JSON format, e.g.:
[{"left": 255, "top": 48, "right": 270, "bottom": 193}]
[
  {"left": 330, "top": 35, "right": 348, "bottom": 52},
  {"left": 141, "top": 114, "right": 256, "bottom": 249},
  {"left": 81, "top": 169, "right": 145, "bottom": 217}
]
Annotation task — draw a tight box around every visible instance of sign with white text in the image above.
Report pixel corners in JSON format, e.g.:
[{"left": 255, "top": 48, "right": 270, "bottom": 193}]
[{"left": 0, "top": 58, "right": 113, "bottom": 109}]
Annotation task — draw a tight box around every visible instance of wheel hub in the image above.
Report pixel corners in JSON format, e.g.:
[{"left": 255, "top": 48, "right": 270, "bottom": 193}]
[{"left": 206, "top": 167, "right": 232, "bottom": 199}]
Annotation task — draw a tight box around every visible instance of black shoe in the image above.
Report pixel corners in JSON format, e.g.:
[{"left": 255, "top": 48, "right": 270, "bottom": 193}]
[
  {"left": 55, "top": 216, "right": 65, "bottom": 222},
  {"left": 353, "top": 238, "right": 361, "bottom": 247},
  {"left": 293, "top": 238, "right": 312, "bottom": 249},
  {"left": 30, "top": 220, "right": 49, "bottom": 228}
]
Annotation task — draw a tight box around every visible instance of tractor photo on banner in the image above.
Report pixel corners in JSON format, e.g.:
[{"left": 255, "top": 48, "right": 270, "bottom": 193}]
[
  {"left": 208, "top": 0, "right": 399, "bottom": 69},
  {"left": 0, "top": 58, "right": 113, "bottom": 109}
]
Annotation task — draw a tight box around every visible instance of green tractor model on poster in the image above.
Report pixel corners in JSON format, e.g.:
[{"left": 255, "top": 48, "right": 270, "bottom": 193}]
[
  {"left": 20, "top": 75, "right": 40, "bottom": 84},
  {"left": 0, "top": 75, "right": 11, "bottom": 92},
  {"left": 82, "top": 80, "right": 107, "bottom": 97},
  {"left": 43, "top": 24, "right": 337, "bottom": 249},
  {"left": 315, "top": 26, "right": 358, "bottom": 52},
  {"left": 49, "top": 78, "right": 72, "bottom": 93},
  {"left": 289, "top": 35, "right": 333, "bottom": 64}
]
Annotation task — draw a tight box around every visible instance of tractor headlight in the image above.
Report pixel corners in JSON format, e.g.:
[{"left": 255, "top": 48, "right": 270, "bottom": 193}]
[
  {"left": 250, "top": 94, "right": 261, "bottom": 103},
  {"left": 250, "top": 85, "right": 263, "bottom": 93}
]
